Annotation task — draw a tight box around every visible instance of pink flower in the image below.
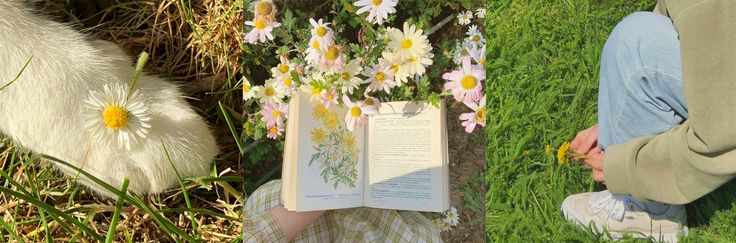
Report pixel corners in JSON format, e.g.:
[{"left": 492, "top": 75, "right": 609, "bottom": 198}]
[
  {"left": 443, "top": 58, "right": 485, "bottom": 103},
  {"left": 261, "top": 102, "right": 289, "bottom": 126},
  {"left": 320, "top": 87, "right": 339, "bottom": 109},
  {"left": 266, "top": 124, "right": 284, "bottom": 139},
  {"left": 342, "top": 95, "right": 377, "bottom": 131},
  {"left": 362, "top": 94, "right": 381, "bottom": 112},
  {"left": 459, "top": 94, "right": 486, "bottom": 133}
]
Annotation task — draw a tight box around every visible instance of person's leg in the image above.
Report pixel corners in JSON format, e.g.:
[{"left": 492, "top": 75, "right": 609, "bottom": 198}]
[{"left": 562, "top": 12, "right": 688, "bottom": 242}]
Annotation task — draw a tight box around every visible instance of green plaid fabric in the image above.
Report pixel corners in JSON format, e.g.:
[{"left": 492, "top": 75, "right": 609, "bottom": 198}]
[{"left": 243, "top": 180, "right": 442, "bottom": 242}]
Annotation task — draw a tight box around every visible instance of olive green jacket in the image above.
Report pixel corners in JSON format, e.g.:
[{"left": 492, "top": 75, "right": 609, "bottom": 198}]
[{"left": 604, "top": 0, "right": 736, "bottom": 204}]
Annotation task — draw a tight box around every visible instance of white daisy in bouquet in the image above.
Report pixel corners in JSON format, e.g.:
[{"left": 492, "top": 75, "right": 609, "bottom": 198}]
[
  {"left": 380, "top": 51, "right": 409, "bottom": 85},
  {"left": 388, "top": 22, "right": 431, "bottom": 59},
  {"left": 443, "top": 58, "right": 484, "bottom": 103},
  {"left": 453, "top": 44, "right": 472, "bottom": 65},
  {"left": 465, "top": 25, "right": 486, "bottom": 49},
  {"left": 242, "top": 78, "right": 256, "bottom": 101},
  {"left": 305, "top": 39, "right": 323, "bottom": 65},
  {"left": 363, "top": 62, "right": 396, "bottom": 93},
  {"left": 469, "top": 44, "right": 486, "bottom": 67},
  {"left": 457, "top": 10, "right": 473, "bottom": 25},
  {"left": 252, "top": 0, "right": 277, "bottom": 24},
  {"left": 83, "top": 82, "right": 151, "bottom": 150},
  {"left": 266, "top": 124, "right": 284, "bottom": 139},
  {"left": 244, "top": 19, "right": 281, "bottom": 44},
  {"left": 362, "top": 95, "right": 382, "bottom": 110},
  {"left": 354, "top": 0, "right": 398, "bottom": 25},
  {"left": 318, "top": 44, "right": 346, "bottom": 72},
  {"left": 252, "top": 79, "right": 285, "bottom": 104},
  {"left": 338, "top": 60, "right": 364, "bottom": 94},
  {"left": 309, "top": 18, "right": 335, "bottom": 50},
  {"left": 475, "top": 8, "right": 486, "bottom": 19},
  {"left": 271, "top": 62, "right": 295, "bottom": 79},
  {"left": 401, "top": 53, "right": 433, "bottom": 77}
]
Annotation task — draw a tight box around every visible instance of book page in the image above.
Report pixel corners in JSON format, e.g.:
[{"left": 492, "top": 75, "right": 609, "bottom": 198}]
[
  {"left": 290, "top": 91, "right": 365, "bottom": 211},
  {"left": 364, "top": 101, "right": 447, "bottom": 212}
]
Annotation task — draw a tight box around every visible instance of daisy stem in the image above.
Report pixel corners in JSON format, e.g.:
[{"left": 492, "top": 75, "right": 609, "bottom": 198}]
[
  {"left": 0, "top": 55, "right": 33, "bottom": 92},
  {"left": 127, "top": 51, "right": 149, "bottom": 99}
]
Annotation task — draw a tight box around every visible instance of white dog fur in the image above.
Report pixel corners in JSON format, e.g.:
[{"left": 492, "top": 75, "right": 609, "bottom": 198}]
[{"left": 0, "top": 1, "right": 219, "bottom": 197}]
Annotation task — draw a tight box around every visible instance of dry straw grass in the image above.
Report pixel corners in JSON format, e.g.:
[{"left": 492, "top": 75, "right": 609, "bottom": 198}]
[{"left": 0, "top": 1, "right": 245, "bottom": 242}]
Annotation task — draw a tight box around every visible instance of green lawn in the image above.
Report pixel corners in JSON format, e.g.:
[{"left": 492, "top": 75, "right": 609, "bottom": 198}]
[{"left": 486, "top": 0, "right": 736, "bottom": 241}]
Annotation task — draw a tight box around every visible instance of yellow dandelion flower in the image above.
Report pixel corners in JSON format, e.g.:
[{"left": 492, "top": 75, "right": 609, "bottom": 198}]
[{"left": 557, "top": 142, "right": 570, "bottom": 165}]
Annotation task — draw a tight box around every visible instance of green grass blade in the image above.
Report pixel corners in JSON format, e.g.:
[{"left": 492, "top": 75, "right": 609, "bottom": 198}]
[
  {"left": 127, "top": 51, "right": 149, "bottom": 98},
  {"left": 161, "top": 142, "right": 199, "bottom": 239},
  {"left": 218, "top": 101, "right": 244, "bottom": 154},
  {"left": 0, "top": 56, "right": 33, "bottom": 92},
  {"left": 105, "top": 177, "right": 130, "bottom": 243}
]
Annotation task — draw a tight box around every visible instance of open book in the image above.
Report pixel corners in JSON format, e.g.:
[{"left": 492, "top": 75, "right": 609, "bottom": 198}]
[{"left": 281, "top": 91, "right": 449, "bottom": 212}]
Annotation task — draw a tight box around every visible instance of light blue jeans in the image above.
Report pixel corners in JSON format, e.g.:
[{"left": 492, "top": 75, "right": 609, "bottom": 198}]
[{"left": 597, "top": 12, "right": 687, "bottom": 209}]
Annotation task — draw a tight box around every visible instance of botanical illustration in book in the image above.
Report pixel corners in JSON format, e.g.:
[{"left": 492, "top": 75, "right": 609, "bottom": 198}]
[{"left": 308, "top": 104, "right": 359, "bottom": 189}]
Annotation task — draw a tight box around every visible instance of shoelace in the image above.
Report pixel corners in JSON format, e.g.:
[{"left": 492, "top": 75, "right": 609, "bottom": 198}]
[{"left": 587, "top": 191, "right": 637, "bottom": 222}]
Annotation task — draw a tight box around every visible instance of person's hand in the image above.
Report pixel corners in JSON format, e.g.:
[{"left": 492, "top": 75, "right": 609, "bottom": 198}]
[
  {"left": 270, "top": 205, "right": 325, "bottom": 240},
  {"left": 570, "top": 124, "right": 599, "bottom": 154},
  {"left": 584, "top": 147, "right": 605, "bottom": 182}
]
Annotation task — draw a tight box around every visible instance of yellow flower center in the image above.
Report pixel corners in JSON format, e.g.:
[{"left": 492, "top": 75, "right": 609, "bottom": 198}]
[
  {"left": 400, "top": 39, "right": 413, "bottom": 49},
  {"left": 473, "top": 35, "right": 481, "bottom": 42},
  {"left": 311, "top": 40, "right": 320, "bottom": 49},
  {"left": 350, "top": 106, "right": 362, "bottom": 117},
  {"left": 273, "top": 110, "right": 282, "bottom": 119},
  {"left": 102, "top": 105, "right": 129, "bottom": 129},
  {"left": 243, "top": 83, "right": 251, "bottom": 93},
  {"left": 475, "top": 107, "right": 486, "bottom": 121},
  {"left": 325, "top": 92, "right": 334, "bottom": 100},
  {"left": 390, "top": 64, "right": 400, "bottom": 73},
  {"left": 364, "top": 98, "right": 374, "bottom": 106},
  {"left": 461, "top": 49, "right": 468, "bottom": 56},
  {"left": 311, "top": 87, "right": 321, "bottom": 95},
  {"left": 269, "top": 126, "right": 278, "bottom": 133},
  {"left": 372, "top": 0, "right": 382, "bottom": 5},
  {"left": 254, "top": 19, "right": 266, "bottom": 30},
  {"left": 316, "top": 26, "right": 328, "bottom": 37},
  {"left": 408, "top": 56, "right": 417, "bottom": 62},
  {"left": 342, "top": 72, "right": 351, "bottom": 81},
  {"left": 255, "top": 1, "right": 273, "bottom": 15},
  {"left": 265, "top": 86, "right": 275, "bottom": 96},
  {"left": 461, "top": 75, "right": 477, "bottom": 89},
  {"left": 375, "top": 72, "right": 385, "bottom": 82},
  {"left": 283, "top": 78, "right": 292, "bottom": 87},
  {"left": 325, "top": 46, "right": 340, "bottom": 61},
  {"left": 278, "top": 64, "right": 289, "bottom": 73}
]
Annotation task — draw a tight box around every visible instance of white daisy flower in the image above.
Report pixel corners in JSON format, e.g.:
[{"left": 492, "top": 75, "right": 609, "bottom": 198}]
[
  {"left": 300, "top": 83, "right": 324, "bottom": 103},
  {"left": 270, "top": 62, "right": 294, "bottom": 79},
  {"left": 362, "top": 62, "right": 396, "bottom": 93},
  {"left": 457, "top": 10, "right": 473, "bottom": 25},
  {"left": 252, "top": 79, "right": 285, "bottom": 104},
  {"left": 242, "top": 78, "right": 256, "bottom": 100},
  {"left": 83, "top": 82, "right": 151, "bottom": 150},
  {"left": 354, "top": 0, "right": 398, "bottom": 25},
  {"left": 261, "top": 102, "right": 289, "bottom": 127},
  {"left": 276, "top": 74, "right": 297, "bottom": 96},
  {"left": 338, "top": 60, "right": 364, "bottom": 94},
  {"left": 320, "top": 87, "right": 339, "bottom": 109},
  {"left": 266, "top": 124, "right": 284, "bottom": 139},
  {"left": 469, "top": 44, "right": 486, "bottom": 67},
  {"left": 388, "top": 22, "right": 431, "bottom": 59},
  {"left": 309, "top": 18, "right": 335, "bottom": 50},
  {"left": 442, "top": 207, "right": 459, "bottom": 226},
  {"left": 380, "top": 51, "right": 409, "bottom": 85},
  {"left": 400, "top": 53, "right": 433, "bottom": 77},
  {"left": 318, "top": 44, "right": 345, "bottom": 72},
  {"left": 362, "top": 94, "right": 381, "bottom": 111},
  {"left": 465, "top": 25, "right": 486, "bottom": 49},
  {"left": 475, "top": 8, "right": 486, "bottom": 19},
  {"left": 244, "top": 19, "right": 281, "bottom": 44},
  {"left": 253, "top": 0, "right": 276, "bottom": 19},
  {"left": 305, "top": 39, "right": 323, "bottom": 66},
  {"left": 453, "top": 43, "right": 472, "bottom": 65}
]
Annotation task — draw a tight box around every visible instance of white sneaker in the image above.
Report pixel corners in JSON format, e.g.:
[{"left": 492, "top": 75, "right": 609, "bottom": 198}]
[{"left": 561, "top": 190, "right": 688, "bottom": 242}]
